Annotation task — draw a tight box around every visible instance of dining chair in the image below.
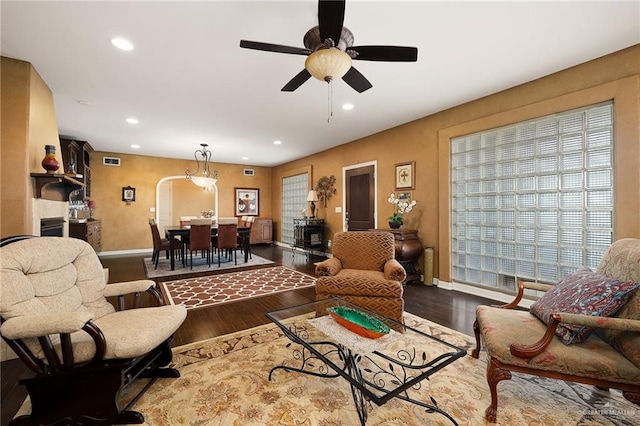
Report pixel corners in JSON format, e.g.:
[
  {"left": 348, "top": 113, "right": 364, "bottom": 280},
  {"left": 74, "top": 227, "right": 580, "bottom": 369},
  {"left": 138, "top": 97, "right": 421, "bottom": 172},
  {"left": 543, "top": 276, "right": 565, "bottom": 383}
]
[
  {"left": 179, "top": 216, "right": 198, "bottom": 228},
  {"left": 238, "top": 216, "right": 254, "bottom": 260},
  {"left": 187, "top": 219, "right": 212, "bottom": 269},
  {"left": 149, "top": 219, "right": 182, "bottom": 269},
  {"left": 216, "top": 223, "right": 238, "bottom": 267}
]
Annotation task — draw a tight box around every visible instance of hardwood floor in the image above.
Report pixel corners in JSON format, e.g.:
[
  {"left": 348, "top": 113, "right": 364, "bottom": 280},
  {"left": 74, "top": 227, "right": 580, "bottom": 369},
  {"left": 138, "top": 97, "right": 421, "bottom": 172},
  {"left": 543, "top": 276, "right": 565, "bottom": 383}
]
[{"left": 1, "top": 244, "right": 497, "bottom": 426}]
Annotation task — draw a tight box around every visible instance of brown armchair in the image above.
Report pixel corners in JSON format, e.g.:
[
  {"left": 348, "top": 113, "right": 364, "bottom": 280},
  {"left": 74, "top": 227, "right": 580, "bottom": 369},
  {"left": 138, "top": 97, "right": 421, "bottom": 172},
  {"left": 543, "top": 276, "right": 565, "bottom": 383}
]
[{"left": 315, "top": 231, "right": 406, "bottom": 323}]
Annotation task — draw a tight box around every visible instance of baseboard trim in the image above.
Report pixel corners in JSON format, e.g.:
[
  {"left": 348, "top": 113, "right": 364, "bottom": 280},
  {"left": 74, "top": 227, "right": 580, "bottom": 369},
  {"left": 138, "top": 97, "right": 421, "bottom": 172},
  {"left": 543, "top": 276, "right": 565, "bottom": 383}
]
[
  {"left": 274, "top": 241, "right": 329, "bottom": 258},
  {"left": 437, "top": 279, "right": 534, "bottom": 308},
  {"left": 99, "top": 248, "right": 153, "bottom": 257}
]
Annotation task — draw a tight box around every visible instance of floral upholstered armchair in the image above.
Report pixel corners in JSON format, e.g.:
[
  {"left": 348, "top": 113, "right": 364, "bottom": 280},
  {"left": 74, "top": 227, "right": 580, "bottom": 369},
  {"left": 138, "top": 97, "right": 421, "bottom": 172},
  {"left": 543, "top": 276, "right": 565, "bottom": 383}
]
[
  {"left": 472, "top": 238, "right": 640, "bottom": 423},
  {"left": 315, "top": 231, "right": 406, "bottom": 323},
  {"left": 0, "top": 236, "right": 187, "bottom": 425}
]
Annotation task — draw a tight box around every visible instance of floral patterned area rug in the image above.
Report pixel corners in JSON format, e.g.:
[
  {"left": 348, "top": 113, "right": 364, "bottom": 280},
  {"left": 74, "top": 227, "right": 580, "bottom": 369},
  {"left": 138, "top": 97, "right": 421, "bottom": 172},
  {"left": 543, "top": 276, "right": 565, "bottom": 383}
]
[
  {"left": 123, "top": 313, "right": 638, "bottom": 425},
  {"left": 160, "top": 266, "right": 316, "bottom": 310}
]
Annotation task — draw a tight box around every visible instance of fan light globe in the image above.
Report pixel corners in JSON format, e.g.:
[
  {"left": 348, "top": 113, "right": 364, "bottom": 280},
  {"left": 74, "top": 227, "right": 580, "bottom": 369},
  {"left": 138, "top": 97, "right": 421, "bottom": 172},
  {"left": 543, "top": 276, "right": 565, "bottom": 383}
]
[{"left": 305, "top": 48, "right": 352, "bottom": 82}]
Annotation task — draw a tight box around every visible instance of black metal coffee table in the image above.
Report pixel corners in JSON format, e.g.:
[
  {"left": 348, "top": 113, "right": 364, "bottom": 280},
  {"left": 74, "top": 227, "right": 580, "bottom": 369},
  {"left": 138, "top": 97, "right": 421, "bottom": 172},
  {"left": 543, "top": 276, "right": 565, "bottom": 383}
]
[{"left": 266, "top": 297, "right": 467, "bottom": 425}]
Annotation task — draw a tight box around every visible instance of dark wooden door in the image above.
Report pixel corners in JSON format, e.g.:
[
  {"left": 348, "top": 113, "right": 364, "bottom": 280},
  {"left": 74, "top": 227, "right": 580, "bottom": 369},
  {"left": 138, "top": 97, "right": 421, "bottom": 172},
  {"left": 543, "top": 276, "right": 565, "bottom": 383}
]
[{"left": 345, "top": 165, "right": 375, "bottom": 230}]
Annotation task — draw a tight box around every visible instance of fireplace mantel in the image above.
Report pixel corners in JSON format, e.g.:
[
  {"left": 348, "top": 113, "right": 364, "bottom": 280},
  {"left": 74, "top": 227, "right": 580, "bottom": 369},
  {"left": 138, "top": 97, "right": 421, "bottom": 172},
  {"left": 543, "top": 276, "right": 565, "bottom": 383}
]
[{"left": 31, "top": 173, "right": 84, "bottom": 200}]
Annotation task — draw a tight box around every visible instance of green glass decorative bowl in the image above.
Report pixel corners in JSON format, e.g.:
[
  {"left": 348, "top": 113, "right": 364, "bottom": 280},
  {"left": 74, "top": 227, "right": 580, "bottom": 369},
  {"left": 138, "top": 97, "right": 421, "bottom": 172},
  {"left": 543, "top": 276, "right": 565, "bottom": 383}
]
[{"left": 327, "top": 306, "right": 391, "bottom": 339}]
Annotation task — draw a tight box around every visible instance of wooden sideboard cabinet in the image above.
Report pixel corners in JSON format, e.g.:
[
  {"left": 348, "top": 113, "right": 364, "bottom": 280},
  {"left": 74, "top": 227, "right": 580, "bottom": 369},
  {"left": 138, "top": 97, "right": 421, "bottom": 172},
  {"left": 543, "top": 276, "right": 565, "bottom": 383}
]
[
  {"left": 250, "top": 218, "right": 273, "bottom": 244},
  {"left": 69, "top": 220, "right": 102, "bottom": 252}
]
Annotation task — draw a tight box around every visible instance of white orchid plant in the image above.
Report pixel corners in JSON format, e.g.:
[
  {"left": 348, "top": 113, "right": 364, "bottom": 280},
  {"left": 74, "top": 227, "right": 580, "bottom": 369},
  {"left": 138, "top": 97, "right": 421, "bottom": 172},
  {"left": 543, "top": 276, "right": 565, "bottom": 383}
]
[{"left": 387, "top": 192, "right": 417, "bottom": 225}]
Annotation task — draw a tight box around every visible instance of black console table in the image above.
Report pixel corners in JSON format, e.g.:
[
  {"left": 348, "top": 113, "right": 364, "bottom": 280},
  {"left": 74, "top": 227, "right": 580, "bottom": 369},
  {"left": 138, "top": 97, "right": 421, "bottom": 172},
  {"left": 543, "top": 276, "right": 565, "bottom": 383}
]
[{"left": 293, "top": 218, "right": 324, "bottom": 259}]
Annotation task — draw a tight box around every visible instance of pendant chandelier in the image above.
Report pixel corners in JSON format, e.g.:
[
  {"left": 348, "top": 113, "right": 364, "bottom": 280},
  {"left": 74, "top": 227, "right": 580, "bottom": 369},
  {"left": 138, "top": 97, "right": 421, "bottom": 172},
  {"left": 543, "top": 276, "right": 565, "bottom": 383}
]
[{"left": 186, "top": 144, "right": 218, "bottom": 188}]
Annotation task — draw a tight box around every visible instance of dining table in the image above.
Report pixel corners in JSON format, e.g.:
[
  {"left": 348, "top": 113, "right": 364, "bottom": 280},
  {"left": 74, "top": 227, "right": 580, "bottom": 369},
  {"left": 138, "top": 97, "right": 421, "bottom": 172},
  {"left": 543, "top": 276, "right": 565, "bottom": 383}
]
[{"left": 164, "top": 225, "right": 252, "bottom": 270}]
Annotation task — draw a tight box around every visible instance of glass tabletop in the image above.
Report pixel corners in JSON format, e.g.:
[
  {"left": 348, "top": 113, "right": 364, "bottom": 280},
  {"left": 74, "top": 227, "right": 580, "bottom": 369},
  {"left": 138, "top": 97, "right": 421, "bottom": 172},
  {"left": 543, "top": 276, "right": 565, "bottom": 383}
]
[{"left": 266, "top": 297, "right": 467, "bottom": 407}]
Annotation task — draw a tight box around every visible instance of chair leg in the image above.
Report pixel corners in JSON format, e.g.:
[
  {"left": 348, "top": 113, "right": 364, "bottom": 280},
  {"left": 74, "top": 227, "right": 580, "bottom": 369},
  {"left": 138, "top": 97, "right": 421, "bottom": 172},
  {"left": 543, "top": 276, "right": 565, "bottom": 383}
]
[
  {"left": 623, "top": 390, "right": 640, "bottom": 405},
  {"left": 472, "top": 319, "right": 482, "bottom": 358},
  {"left": 485, "top": 357, "right": 512, "bottom": 423}
]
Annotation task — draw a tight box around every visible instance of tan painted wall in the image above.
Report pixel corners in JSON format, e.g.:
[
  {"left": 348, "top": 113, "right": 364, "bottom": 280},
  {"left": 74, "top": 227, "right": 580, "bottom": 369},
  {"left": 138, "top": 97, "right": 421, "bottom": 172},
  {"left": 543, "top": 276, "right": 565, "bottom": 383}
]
[
  {"left": 271, "top": 44, "right": 640, "bottom": 281},
  {"left": 1, "top": 57, "right": 60, "bottom": 238},
  {"left": 171, "top": 179, "right": 216, "bottom": 222},
  {"left": 3, "top": 45, "right": 638, "bottom": 273},
  {"left": 90, "top": 152, "right": 272, "bottom": 251}
]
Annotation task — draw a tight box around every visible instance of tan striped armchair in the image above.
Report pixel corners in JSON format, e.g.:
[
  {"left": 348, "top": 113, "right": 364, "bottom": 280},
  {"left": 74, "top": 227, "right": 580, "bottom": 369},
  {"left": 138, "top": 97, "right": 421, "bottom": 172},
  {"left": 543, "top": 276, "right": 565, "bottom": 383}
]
[{"left": 315, "top": 231, "right": 406, "bottom": 323}]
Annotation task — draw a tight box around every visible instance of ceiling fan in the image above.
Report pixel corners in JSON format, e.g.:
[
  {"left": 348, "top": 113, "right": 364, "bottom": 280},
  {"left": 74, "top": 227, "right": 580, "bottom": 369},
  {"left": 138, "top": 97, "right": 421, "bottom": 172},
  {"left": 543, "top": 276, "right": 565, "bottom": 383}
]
[{"left": 240, "top": 0, "right": 418, "bottom": 93}]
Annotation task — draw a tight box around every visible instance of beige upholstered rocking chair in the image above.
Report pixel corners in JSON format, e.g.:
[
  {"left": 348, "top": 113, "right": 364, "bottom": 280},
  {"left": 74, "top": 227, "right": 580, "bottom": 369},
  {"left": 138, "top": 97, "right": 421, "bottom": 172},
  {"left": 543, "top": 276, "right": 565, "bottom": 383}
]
[{"left": 0, "top": 236, "right": 187, "bottom": 425}]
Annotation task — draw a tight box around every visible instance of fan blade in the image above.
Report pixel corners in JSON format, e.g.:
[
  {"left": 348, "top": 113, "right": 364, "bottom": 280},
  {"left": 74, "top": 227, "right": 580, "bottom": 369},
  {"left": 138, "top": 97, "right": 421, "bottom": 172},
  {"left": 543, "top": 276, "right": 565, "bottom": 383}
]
[
  {"left": 318, "top": 0, "right": 345, "bottom": 47},
  {"left": 282, "top": 69, "right": 312, "bottom": 92},
  {"left": 240, "top": 40, "right": 311, "bottom": 56},
  {"left": 350, "top": 45, "right": 418, "bottom": 62},
  {"left": 342, "top": 67, "right": 372, "bottom": 93}
]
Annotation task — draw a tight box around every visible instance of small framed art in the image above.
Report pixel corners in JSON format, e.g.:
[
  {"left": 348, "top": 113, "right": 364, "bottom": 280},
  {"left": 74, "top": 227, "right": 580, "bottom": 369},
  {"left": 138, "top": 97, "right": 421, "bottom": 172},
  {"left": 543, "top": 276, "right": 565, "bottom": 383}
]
[
  {"left": 398, "top": 191, "right": 412, "bottom": 203},
  {"left": 122, "top": 186, "right": 136, "bottom": 203},
  {"left": 395, "top": 161, "right": 415, "bottom": 190},
  {"left": 235, "top": 188, "right": 259, "bottom": 216}
]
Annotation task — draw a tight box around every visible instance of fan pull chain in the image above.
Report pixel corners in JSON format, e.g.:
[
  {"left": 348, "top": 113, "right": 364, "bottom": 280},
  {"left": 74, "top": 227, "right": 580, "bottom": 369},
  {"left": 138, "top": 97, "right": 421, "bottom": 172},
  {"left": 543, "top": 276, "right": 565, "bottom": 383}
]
[{"left": 327, "top": 79, "right": 333, "bottom": 123}]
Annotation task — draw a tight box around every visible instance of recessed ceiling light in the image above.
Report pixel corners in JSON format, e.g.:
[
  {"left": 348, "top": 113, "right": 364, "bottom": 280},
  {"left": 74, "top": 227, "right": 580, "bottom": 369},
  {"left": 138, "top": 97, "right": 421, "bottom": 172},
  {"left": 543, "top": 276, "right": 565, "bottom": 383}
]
[
  {"left": 242, "top": 156, "right": 249, "bottom": 160},
  {"left": 126, "top": 118, "right": 139, "bottom": 124},
  {"left": 131, "top": 144, "right": 140, "bottom": 149},
  {"left": 273, "top": 140, "right": 282, "bottom": 145},
  {"left": 342, "top": 103, "right": 354, "bottom": 110},
  {"left": 110, "top": 37, "right": 134, "bottom": 51}
]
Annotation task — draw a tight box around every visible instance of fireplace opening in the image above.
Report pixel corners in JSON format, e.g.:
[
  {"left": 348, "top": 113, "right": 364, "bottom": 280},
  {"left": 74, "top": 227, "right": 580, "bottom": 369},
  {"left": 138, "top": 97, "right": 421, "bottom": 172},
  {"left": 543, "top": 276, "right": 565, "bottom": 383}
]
[{"left": 41, "top": 218, "right": 65, "bottom": 237}]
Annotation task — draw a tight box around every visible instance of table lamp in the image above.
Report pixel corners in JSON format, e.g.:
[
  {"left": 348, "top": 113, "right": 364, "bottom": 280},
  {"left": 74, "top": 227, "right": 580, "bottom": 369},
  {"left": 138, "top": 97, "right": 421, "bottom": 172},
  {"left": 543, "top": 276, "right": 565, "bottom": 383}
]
[
  {"left": 307, "top": 190, "right": 319, "bottom": 218},
  {"left": 88, "top": 200, "right": 96, "bottom": 220}
]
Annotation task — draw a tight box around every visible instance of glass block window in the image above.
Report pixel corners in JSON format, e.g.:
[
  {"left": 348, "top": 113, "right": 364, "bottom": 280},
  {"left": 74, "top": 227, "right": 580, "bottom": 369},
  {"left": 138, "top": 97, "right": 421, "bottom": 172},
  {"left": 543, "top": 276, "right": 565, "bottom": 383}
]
[
  {"left": 282, "top": 173, "right": 308, "bottom": 245},
  {"left": 451, "top": 102, "right": 614, "bottom": 292}
]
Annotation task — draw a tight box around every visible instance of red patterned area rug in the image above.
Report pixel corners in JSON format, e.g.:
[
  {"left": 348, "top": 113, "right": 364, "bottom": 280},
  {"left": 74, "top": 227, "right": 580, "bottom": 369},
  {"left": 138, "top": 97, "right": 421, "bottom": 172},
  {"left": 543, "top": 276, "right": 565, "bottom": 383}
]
[{"left": 160, "top": 266, "right": 316, "bottom": 310}]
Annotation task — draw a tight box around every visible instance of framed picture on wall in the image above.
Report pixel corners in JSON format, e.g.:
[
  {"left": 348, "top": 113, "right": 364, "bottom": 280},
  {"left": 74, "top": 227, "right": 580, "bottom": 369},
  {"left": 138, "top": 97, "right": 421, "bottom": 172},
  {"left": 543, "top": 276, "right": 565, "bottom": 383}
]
[
  {"left": 235, "top": 188, "right": 259, "bottom": 216},
  {"left": 395, "top": 161, "right": 415, "bottom": 190},
  {"left": 122, "top": 186, "right": 136, "bottom": 202}
]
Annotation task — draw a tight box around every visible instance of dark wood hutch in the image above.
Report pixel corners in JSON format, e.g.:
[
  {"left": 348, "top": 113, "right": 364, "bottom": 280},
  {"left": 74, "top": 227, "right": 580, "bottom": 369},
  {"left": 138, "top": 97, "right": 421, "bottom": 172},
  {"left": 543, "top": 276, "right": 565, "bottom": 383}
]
[{"left": 59, "top": 138, "right": 93, "bottom": 200}]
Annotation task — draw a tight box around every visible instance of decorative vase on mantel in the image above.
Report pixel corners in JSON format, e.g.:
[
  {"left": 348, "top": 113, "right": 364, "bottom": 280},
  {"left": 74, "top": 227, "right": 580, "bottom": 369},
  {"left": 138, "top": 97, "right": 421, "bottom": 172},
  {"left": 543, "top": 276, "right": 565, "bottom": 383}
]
[
  {"left": 41, "top": 145, "right": 60, "bottom": 174},
  {"left": 388, "top": 220, "right": 402, "bottom": 229}
]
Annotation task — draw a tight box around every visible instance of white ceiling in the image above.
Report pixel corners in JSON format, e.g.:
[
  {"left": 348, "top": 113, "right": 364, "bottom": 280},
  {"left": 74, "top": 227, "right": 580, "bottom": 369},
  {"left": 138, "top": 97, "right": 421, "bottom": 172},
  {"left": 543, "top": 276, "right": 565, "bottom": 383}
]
[{"left": 2, "top": 1, "right": 638, "bottom": 167}]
